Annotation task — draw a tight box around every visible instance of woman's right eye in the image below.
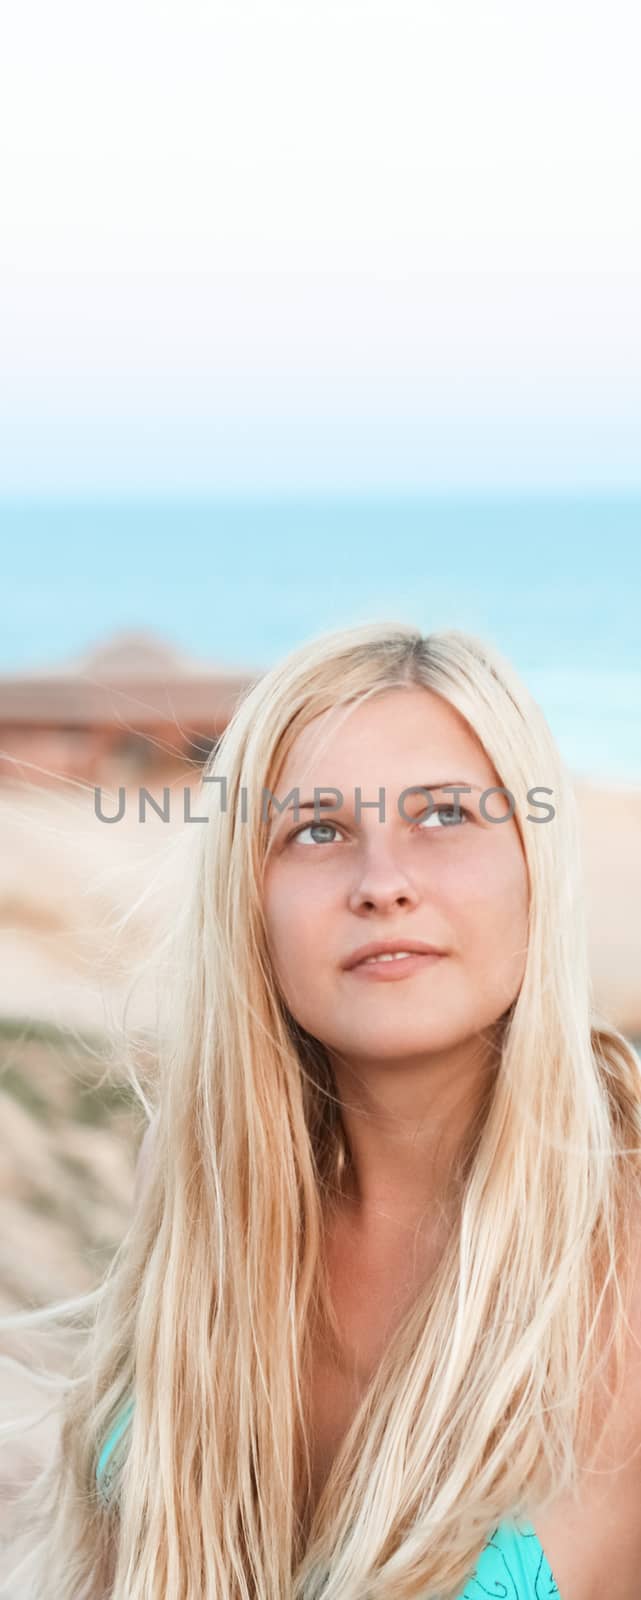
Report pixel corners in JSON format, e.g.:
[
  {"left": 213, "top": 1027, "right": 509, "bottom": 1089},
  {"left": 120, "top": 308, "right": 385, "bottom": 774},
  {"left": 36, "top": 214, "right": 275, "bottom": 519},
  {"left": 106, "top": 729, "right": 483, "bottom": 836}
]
[{"left": 290, "top": 822, "right": 342, "bottom": 845}]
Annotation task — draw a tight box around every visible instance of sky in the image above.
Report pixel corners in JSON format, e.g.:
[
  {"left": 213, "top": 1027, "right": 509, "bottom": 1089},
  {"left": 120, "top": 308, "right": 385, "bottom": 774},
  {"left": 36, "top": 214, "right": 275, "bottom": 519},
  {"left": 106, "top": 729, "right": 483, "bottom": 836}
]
[
  {"left": 2, "top": 3, "right": 639, "bottom": 782},
  {"left": 2, "top": 0, "right": 641, "bottom": 493}
]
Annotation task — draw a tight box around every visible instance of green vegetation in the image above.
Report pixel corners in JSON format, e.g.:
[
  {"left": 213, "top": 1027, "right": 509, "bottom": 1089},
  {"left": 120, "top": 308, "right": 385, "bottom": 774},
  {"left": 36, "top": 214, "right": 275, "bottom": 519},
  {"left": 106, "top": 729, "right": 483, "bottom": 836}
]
[{"left": 1, "top": 1020, "right": 146, "bottom": 1311}]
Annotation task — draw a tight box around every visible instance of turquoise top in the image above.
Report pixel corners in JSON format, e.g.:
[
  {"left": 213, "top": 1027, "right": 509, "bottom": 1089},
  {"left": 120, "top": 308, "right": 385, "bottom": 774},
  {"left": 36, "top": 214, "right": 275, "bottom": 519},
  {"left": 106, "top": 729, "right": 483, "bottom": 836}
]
[
  {"left": 96, "top": 1402, "right": 562, "bottom": 1598},
  {"left": 95, "top": 1396, "right": 135, "bottom": 1510}
]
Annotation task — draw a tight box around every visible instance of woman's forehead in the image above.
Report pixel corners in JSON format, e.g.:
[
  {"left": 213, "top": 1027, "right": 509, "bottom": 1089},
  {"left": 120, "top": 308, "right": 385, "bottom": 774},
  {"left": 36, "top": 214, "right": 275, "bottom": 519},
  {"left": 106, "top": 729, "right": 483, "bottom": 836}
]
[{"left": 276, "top": 688, "right": 494, "bottom": 791}]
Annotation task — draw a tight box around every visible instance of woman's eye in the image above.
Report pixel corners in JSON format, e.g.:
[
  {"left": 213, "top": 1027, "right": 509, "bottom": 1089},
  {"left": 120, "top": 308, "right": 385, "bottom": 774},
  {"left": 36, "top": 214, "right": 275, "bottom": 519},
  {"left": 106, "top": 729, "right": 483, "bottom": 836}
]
[
  {"left": 288, "top": 807, "right": 469, "bottom": 845},
  {"left": 291, "top": 822, "right": 341, "bottom": 845},
  {"left": 418, "top": 804, "right": 469, "bottom": 829}
]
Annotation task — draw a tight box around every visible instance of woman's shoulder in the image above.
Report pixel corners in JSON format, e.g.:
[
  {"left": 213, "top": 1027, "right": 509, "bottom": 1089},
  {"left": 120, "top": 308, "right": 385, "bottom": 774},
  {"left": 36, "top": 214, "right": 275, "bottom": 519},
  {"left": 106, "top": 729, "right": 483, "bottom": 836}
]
[{"left": 524, "top": 1197, "right": 641, "bottom": 1599}]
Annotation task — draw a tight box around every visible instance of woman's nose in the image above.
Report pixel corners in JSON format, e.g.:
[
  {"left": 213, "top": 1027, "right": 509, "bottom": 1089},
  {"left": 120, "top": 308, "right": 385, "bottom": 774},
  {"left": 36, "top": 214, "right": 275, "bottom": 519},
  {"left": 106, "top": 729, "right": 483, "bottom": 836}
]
[{"left": 347, "top": 848, "right": 421, "bottom": 914}]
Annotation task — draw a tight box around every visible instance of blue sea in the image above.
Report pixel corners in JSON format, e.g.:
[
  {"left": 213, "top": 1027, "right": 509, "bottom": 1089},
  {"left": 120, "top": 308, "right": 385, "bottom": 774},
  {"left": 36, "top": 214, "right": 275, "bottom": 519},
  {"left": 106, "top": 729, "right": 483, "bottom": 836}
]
[{"left": 1, "top": 493, "right": 640, "bottom": 786}]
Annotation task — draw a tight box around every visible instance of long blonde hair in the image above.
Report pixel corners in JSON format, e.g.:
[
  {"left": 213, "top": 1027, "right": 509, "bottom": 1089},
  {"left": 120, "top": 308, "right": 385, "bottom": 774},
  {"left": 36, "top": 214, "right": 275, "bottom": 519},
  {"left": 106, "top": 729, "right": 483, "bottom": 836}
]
[{"left": 3, "top": 619, "right": 641, "bottom": 1600}]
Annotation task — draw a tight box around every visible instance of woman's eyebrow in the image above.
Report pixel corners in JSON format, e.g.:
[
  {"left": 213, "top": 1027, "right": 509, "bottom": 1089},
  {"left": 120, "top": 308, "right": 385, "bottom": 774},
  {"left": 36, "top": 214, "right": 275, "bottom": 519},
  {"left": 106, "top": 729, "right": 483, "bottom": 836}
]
[{"left": 292, "top": 781, "right": 486, "bottom": 811}]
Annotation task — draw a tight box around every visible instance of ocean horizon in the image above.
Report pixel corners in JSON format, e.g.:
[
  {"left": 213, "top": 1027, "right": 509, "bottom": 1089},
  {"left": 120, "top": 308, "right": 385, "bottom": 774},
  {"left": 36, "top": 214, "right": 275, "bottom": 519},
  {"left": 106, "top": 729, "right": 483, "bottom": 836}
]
[{"left": 2, "top": 491, "right": 640, "bottom": 788}]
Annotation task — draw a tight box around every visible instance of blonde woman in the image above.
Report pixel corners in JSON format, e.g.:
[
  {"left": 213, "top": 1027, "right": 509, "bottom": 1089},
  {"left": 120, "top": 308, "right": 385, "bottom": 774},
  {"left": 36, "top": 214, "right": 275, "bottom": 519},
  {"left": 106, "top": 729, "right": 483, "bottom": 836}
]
[{"left": 3, "top": 620, "right": 641, "bottom": 1600}]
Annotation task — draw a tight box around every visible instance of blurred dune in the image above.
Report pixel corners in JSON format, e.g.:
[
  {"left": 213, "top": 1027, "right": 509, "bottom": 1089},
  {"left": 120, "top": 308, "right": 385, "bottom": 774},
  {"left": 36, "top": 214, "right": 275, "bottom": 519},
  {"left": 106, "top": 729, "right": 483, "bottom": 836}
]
[{"left": 575, "top": 779, "right": 641, "bottom": 1036}]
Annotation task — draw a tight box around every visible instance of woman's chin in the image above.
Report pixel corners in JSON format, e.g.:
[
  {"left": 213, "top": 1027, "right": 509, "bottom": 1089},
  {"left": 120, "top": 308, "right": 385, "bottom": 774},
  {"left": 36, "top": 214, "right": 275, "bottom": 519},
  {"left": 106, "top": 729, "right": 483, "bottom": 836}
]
[{"left": 331, "top": 1030, "right": 457, "bottom": 1062}]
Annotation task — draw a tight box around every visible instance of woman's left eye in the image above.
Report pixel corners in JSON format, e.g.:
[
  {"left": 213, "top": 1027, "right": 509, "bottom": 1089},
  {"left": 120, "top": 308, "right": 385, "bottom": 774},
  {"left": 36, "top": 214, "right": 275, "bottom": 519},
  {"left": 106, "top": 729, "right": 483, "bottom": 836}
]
[{"left": 418, "top": 804, "right": 470, "bottom": 829}]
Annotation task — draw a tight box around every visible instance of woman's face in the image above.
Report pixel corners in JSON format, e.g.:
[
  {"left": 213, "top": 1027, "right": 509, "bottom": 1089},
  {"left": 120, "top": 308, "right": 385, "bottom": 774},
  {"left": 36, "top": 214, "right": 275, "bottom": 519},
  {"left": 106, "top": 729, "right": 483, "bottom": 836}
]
[{"left": 261, "top": 687, "right": 529, "bottom": 1063}]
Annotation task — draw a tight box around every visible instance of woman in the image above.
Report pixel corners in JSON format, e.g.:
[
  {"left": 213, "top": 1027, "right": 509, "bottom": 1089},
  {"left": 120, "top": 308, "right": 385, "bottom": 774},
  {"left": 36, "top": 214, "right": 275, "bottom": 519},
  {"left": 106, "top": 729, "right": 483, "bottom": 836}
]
[{"left": 3, "top": 620, "right": 641, "bottom": 1600}]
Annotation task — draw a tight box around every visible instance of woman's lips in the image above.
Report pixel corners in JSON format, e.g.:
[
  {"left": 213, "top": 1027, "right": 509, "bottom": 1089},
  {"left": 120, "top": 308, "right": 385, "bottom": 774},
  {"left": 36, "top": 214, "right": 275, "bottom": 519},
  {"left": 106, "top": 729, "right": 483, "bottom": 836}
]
[{"left": 345, "top": 951, "right": 444, "bottom": 981}]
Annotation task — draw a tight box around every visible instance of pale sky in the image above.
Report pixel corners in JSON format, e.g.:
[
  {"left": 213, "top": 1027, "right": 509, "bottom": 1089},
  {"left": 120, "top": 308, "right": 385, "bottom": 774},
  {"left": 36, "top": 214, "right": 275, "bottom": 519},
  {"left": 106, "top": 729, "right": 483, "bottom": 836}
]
[{"left": 2, "top": 0, "right": 640, "bottom": 492}]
